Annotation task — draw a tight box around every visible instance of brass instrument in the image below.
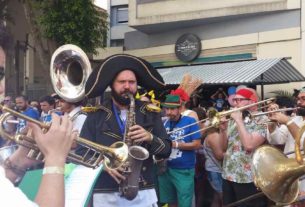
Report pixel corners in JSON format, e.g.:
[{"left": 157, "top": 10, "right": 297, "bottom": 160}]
[
  {"left": 251, "top": 107, "right": 298, "bottom": 117},
  {"left": 168, "top": 98, "right": 275, "bottom": 140},
  {"left": 119, "top": 93, "right": 149, "bottom": 200},
  {"left": 50, "top": 44, "right": 92, "bottom": 102},
  {"left": 252, "top": 124, "right": 305, "bottom": 205},
  {"left": 0, "top": 107, "right": 128, "bottom": 169},
  {"left": 0, "top": 44, "right": 129, "bottom": 169}
]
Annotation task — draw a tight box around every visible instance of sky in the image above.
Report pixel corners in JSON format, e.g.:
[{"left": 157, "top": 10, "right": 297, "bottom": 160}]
[{"left": 94, "top": 0, "right": 108, "bottom": 10}]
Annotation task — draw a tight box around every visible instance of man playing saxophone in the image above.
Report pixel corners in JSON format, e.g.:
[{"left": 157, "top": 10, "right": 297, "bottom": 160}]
[{"left": 80, "top": 54, "right": 172, "bottom": 207}]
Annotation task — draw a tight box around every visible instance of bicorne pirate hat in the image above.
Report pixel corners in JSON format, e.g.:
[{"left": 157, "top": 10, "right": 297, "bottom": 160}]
[{"left": 85, "top": 54, "right": 165, "bottom": 98}]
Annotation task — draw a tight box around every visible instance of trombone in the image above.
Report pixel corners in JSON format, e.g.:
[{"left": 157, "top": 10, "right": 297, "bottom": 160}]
[
  {"left": 168, "top": 97, "right": 275, "bottom": 137},
  {"left": 0, "top": 44, "right": 129, "bottom": 170},
  {"left": 0, "top": 105, "right": 128, "bottom": 169},
  {"left": 251, "top": 107, "right": 297, "bottom": 117}
]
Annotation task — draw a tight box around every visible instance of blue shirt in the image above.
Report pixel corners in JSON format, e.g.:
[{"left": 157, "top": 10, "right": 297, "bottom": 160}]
[
  {"left": 211, "top": 98, "right": 225, "bottom": 111},
  {"left": 16, "top": 107, "right": 40, "bottom": 133},
  {"left": 164, "top": 115, "right": 201, "bottom": 169},
  {"left": 40, "top": 111, "right": 62, "bottom": 124}
]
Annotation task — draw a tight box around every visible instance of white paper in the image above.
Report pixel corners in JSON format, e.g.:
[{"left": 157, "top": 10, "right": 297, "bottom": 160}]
[{"left": 65, "top": 165, "right": 103, "bottom": 207}]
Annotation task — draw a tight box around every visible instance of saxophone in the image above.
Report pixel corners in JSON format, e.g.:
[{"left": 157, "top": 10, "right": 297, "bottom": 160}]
[{"left": 119, "top": 93, "right": 149, "bottom": 200}]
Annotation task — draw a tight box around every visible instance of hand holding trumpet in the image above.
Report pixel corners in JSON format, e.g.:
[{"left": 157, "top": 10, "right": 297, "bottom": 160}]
[{"left": 267, "top": 103, "right": 291, "bottom": 125}]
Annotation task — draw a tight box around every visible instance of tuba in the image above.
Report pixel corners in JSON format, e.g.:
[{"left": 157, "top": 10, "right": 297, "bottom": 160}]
[
  {"left": 0, "top": 44, "right": 129, "bottom": 169},
  {"left": 119, "top": 93, "right": 149, "bottom": 200},
  {"left": 252, "top": 124, "right": 305, "bottom": 205},
  {"left": 50, "top": 44, "right": 92, "bottom": 102}
]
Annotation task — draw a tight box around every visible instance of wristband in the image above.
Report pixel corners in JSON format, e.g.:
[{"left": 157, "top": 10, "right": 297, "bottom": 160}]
[
  {"left": 42, "top": 166, "right": 64, "bottom": 175},
  {"left": 286, "top": 119, "right": 294, "bottom": 126}
]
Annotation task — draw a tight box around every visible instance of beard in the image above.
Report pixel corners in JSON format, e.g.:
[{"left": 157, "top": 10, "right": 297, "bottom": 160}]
[
  {"left": 296, "top": 106, "right": 305, "bottom": 116},
  {"left": 111, "top": 89, "right": 134, "bottom": 106}
]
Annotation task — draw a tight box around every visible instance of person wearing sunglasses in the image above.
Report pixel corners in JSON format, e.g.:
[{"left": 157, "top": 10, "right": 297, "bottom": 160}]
[{"left": 221, "top": 87, "right": 268, "bottom": 207}]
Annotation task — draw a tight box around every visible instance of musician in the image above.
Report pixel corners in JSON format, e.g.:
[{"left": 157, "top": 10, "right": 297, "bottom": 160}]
[
  {"left": 80, "top": 54, "right": 172, "bottom": 207},
  {"left": 221, "top": 87, "right": 268, "bottom": 207},
  {"left": 0, "top": 23, "right": 76, "bottom": 207},
  {"left": 268, "top": 91, "right": 305, "bottom": 205},
  {"left": 158, "top": 94, "right": 201, "bottom": 207},
  {"left": 57, "top": 96, "right": 87, "bottom": 132}
]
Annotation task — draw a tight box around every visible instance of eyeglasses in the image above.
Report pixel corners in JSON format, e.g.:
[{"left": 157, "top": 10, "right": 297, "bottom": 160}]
[
  {"left": 232, "top": 98, "right": 250, "bottom": 103},
  {"left": 0, "top": 66, "right": 4, "bottom": 81}
]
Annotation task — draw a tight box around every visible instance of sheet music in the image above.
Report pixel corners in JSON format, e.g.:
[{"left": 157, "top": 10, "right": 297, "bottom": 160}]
[{"left": 65, "top": 164, "right": 103, "bottom": 207}]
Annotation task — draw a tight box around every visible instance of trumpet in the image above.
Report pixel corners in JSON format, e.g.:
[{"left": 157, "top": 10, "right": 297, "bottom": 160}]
[
  {"left": 0, "top": 105, "right": 128, "bottom": 169},
  {"left": 0, "top": 44, "right": 129, "bottom": 169}
]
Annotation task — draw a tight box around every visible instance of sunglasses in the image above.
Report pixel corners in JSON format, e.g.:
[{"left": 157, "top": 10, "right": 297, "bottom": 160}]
[
  {"left": 0, "top": 66, "right": 4, "bottom": 81},
  {"left": 232, "top": 98, "right": 250, "bottom": 103}
]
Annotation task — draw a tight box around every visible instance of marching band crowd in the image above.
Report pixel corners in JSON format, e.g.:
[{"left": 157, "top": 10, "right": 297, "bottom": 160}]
[{"left": 2, "top": 23, "right": 305, "bottom": 207}]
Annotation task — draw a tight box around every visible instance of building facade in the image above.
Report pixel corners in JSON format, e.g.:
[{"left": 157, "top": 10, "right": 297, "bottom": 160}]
[{"left": 97, "top": 0, "right": 305, "bottom": 97}]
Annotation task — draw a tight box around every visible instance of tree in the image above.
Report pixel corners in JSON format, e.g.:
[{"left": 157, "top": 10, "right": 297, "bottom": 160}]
[
  {"left": 0, "top": 0, "right": 12, "bottom": 23},
  {"left": 21, "top": 0, "right": 108, "bottom": 71}
]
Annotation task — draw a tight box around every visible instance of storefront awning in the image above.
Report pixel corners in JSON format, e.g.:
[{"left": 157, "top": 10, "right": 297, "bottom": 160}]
[{"left": 157, "top": 58, "right": 305, "bottom": 85}]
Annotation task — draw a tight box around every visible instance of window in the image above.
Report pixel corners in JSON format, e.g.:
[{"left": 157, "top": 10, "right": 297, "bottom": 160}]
[
  {"left": 110, "top": 39, "right": 124, "bottom": 47},
  {"left": 111, "top": 6, "right": 128, "bottom": 26},
  {"left": 117, "top": 7, "right": 128, "bottom": 24}
]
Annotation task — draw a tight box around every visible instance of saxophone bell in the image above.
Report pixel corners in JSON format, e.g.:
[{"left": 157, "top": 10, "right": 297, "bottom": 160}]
[{"left": 120, "top": 146, "right": 149, "bottom": 200}]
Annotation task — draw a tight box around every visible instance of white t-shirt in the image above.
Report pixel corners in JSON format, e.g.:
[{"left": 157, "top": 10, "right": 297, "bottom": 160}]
[{"left": 0, "top": 166, "right": 38, "bottom": 207}]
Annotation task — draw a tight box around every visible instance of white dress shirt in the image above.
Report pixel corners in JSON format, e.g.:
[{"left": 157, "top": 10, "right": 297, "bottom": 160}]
[{"left": 68, "top": 106, "right": 87, "bottom": 132}]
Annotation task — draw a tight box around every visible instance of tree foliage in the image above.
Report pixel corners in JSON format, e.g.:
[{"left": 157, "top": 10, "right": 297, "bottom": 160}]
[
  {"left": 0, "top": 0, "right": 12, "bottom": 23},
  {"left": 34, "top": 0, "right": 108, "bottom": 54}
]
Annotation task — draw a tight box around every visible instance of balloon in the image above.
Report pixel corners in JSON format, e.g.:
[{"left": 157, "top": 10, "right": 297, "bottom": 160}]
[
  {"left": 228, "top": 94, "right": 236, "bottom": 107},
  {"left": 227, "top": 86, "right": 236, "bottom": 95}
]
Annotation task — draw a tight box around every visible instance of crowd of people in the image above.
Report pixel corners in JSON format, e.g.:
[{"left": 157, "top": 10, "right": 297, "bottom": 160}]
[{"left": 2, "top": 22, "right": 305, "bottom": 207}]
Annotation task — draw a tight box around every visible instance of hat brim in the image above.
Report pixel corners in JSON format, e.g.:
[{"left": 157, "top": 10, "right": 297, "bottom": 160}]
[
  {"left": 85, "top": 54, "right": 165, "bottom": 98},
  {"left": 161, "top": 103, "right": 181, "bottom": 108}
]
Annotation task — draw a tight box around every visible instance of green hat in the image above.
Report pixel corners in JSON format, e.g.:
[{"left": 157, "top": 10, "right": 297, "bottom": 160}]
[{"left": 161, "top": 94, "right": 181, "bottom": 108}]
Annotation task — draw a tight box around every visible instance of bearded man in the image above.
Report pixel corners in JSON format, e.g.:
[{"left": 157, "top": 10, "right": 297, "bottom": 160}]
[
  {"left": 80, "top": 54, "right": 171, "bottom": 207},
  {"left": 268, "top": 88, "right": 305, "bottom": 205}
]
